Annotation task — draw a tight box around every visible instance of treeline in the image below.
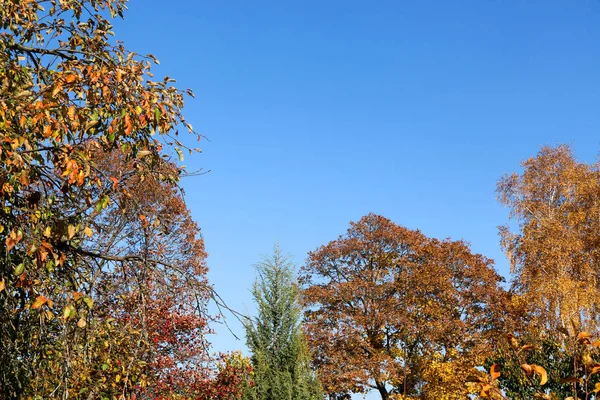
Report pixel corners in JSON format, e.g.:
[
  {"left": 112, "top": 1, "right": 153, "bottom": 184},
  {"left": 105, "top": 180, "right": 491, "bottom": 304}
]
[
  {"left": 1, "top": 1, "right": 599, "bottom": 400},
  {"left": 236, "top": 145, "right": 600, "bottom": 400},
  {"left": 292, "top": 145, "right": 600, "bottom": 400}
]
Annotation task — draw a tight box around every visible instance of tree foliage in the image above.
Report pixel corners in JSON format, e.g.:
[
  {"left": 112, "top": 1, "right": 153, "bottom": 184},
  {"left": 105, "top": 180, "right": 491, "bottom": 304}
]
[
  {"left": 498, "top": 145, "right": 600, "bottom": 334},
  {"left": 488, "top": 145, "right": 600, "bottom": 399},
  {"left": 244, "top": 245, "right": 323, "bottom": 400},
  {"left": 300, "top": 214, "right": 508, "bottom": 400},
  {"left": 0, "top": 1, "right": 247, "bottom": 398}
]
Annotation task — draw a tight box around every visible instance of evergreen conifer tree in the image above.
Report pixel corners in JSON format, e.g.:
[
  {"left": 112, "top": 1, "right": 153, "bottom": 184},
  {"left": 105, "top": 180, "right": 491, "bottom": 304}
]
[{"left": 244, "top": 245, "right": 323, "bottom": 400}]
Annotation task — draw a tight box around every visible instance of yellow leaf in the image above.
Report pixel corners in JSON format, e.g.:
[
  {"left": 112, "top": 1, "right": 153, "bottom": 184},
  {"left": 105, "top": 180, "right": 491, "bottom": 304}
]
[
  {"left": 521, "top": 363, "right": 533, "bottom": 376},
  {"left": 115, "top": 374, "right": 121, "bottom": 383},
  {"left": 480, "top": 383, "right": 491, "bottom": 397},
  {"left": 51, "top": 83, "right": 63, "bottom": 97},
  {"left": 84, "top": 120, "right": 99, "bottom": 131},
  {"left": 531, "top": 364, "right": 548, "bottom": 385},
  {"left": 84, "top": 226, "right": 93, "bottom": 237},
  {"left": 77, "top": 318, "right": 86, "bottom": 328},
  {"left": 67, "top": 224, "right": 76, "bottom": 239},
  {"left": 507, "top": 333, "right": 519, "bottom": 349},
  {"left": 594, "top": 382, "right": 600, "bottom": 394},
  {"left": 67, "top": 106, "right": 76, "bottom": 121}
]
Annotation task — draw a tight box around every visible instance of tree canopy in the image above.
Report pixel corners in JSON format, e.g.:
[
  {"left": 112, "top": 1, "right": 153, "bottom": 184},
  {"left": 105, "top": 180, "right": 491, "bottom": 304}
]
[
  {"left": 488, "top": 145, "right": 600, "bottom": 400},
  {"left": 300, "top": 213, "right": 508, "bottom": 400},
  {"left": 0, "top": 1, "right": 248, "bottom": 398}
]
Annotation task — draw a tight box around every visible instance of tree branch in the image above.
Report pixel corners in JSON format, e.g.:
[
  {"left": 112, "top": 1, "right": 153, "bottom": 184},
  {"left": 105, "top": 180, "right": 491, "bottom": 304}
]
[{"left": 8, "top": 43, "right": 77, "bottom": 61}]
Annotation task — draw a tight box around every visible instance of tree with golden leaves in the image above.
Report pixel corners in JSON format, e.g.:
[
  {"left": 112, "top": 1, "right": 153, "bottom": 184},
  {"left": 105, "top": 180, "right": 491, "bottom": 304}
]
[
  {"left": 492, "top": 145, "right": 600, "bottom": 399},
  {"left": 498, "top": 145, "right": 600, "bottom": 333},
  {"left": 0, "top": 1, "right": 248, "bottom": 398},
  {"left": 300, "top": 214, "right": 508, "bottom": 400}
]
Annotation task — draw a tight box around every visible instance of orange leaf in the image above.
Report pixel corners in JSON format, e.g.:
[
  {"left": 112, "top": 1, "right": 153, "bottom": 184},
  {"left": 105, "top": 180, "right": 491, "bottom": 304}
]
[
  {"left": 578, "top": 331, "right": 593, "bottom": 344},
  {"left": 124, "top": 113, "right": 132, "bottom": 135},
  {"left": 6, "top": 237, "right": 16, "bottom": 252},
  {"left": 109, "top": 176, "right": 119, "bottom": 190},
  {"left": 43, "top": 125, "right": 52, "bottom": 137},
  {"left": 0, "top": 279, "right": 5, "bottom": 293},
  {"left": 32, "top": 295, "right": 47, "bottom": 309},
  {"left": 490, "top": 364, "right": 501, "bottom": 381}
]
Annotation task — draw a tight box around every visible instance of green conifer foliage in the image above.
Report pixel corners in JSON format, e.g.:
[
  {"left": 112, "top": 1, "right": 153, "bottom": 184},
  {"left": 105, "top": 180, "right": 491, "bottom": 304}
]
[{"left": 244, "top": 244, "right": 323, "bottom": 400}]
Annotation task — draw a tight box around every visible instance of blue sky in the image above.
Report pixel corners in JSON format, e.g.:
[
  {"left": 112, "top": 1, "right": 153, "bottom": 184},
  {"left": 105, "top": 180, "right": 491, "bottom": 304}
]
[{"left": 115, "top": 1, "right": 600, "bottom": 397}]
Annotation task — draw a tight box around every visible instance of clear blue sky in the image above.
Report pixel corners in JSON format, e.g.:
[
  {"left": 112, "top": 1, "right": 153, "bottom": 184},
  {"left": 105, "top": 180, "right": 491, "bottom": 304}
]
[{"left": 115, "top": 1, "right": 600, "bottom": 397}]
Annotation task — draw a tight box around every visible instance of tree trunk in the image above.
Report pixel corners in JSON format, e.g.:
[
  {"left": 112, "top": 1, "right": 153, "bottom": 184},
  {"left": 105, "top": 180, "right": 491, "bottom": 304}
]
[{"left": 375, "top": 380, "right": 389, "bottom": 400}]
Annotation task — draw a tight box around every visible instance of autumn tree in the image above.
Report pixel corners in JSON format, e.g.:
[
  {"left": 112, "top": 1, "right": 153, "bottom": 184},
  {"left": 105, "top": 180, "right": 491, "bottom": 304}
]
[
  {"left": 490, "top": 145, "right": 600, "bottom": 399},
  {"left": 300, "top": 214, "right": 508, "bottom": 400},
  {"left": 244, "top": 245, "right": 323, "bottom": 400},
  {"left": 0, "top": 1, "right": 244, "bottom": 398},
  {"left": 498, "top": 144, "right": 600, "bottom": 335}
]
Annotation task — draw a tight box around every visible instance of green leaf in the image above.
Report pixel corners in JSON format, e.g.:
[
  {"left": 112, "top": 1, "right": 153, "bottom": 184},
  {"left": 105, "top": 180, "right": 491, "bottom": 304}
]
[
  {"left": 13, "top": 263, "right": 24, "bottom": 276},
  {"left": 83, "top": 296, "right": 94, "bottom": 309},
  {"left": 63, "top": 304, "right": 76, "bottom": 320}
]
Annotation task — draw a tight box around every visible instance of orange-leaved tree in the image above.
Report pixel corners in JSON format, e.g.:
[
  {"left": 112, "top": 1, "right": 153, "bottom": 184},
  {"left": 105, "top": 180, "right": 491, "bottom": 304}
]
[
  {"left": 0, "top": 1, "right": 244, "bottom": 399},
  {"left": 300, "top": 213, "right": 508, "bottom": 400}
]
